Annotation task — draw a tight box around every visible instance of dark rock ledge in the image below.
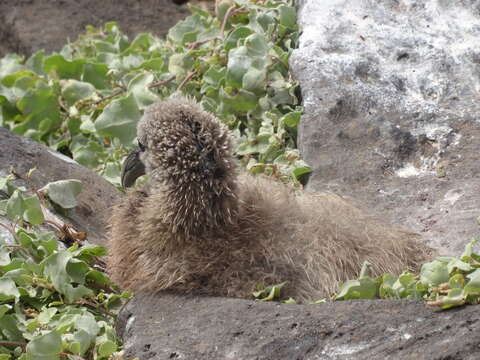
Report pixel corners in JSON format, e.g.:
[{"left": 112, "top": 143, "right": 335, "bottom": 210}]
[
  {"left": 0, "top": 128, "right": 119, "bottom": 245},
  {"left": 117, "top": 293, "right": 480, "bottom": 360}
]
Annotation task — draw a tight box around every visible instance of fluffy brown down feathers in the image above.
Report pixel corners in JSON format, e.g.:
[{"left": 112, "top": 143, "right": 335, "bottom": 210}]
[{"left": 107, "top": 97, "right": 432, "bottom": 302}]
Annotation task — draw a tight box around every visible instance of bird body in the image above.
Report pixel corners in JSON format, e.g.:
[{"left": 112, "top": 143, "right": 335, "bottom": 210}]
[{"left": 108, "top": 97, "right": 431, "bottom": 302}]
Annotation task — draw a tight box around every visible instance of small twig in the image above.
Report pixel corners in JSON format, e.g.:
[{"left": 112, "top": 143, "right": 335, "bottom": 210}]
[
  {"left": 43, "top": 219, "right": 64, "bottom": 233},
  {"left": 0, "top": 341, "right": 26, "bottom": 349},
  {"left": 0, "top": 222, "right": 40, "bottom": 262},
  {"left": 220, "top": 6, "right": 247, "bottom": 39},
  {"left": 57, "top": 96, "right": 69, "bottom": 113},
  {"left": 59, "top": 354, "right": 87, "bottom": 360},
  {"left": 93, "top": 89, "right": 124, "bottom": 105},
  {"left": 148, "top": 75, "right": 176, "bottom": 89},
  {"left": 186, "top": 36, "right": 219, "bottom": 49},
  {"left": 220, "top": 6, "right": 235, "bottom": 38},
  {"left": 0, "top": 222, "right": 19, "bottom": 242},
  {"left": 177, "top": 71, "right": 197, "bottom": 91},
  {"left": 72, "top": 299, "right": 117, "bottom": 318},
  {"left": 86, "top": 280, "right": 119, "bottom": 295}
]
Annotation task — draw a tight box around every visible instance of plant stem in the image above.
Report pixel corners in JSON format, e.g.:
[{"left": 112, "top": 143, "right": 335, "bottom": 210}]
[{"left": 149, "top": 75, "right": 176, "bottom": 88}]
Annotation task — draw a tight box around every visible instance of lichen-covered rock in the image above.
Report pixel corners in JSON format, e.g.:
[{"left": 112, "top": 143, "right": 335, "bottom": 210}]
[
  {"left": 291, "top": 0, "right": 480, "bottom": 254},
  {"left": 0, "top": 128, "right": 119, "bottom": 245}
]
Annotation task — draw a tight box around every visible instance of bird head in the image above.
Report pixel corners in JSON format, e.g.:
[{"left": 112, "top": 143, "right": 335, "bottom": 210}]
[{"left": 121, "top": 97, "right": 236, "bottom": 194}]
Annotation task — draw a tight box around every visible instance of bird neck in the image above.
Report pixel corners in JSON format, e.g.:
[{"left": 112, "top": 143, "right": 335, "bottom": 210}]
[{"left": 156, "top": 177, "right": 238, "bottom": 237}]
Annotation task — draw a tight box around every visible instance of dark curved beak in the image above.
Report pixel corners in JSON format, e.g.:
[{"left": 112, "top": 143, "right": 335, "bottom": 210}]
[{"left": 121, "top": 148, "right": 146, "bottom": 188}]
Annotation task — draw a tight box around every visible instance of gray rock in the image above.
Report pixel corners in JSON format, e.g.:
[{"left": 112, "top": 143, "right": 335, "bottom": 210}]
[
  {"left": 0, "top": 0, "right": 190, "bottom": 57},
  {"left": 290, "top": 0, "right": 480, "bottom": 254},
  {"left": 0, "top": 128, "right": 119, "bottom": 245},
  {"left": 118, "top": 293, "right": 480, "bottom": 360}
]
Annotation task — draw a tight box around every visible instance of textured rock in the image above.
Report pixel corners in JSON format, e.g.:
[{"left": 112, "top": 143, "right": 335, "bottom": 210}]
[
  {"left": 118, "top": 293, "right": 480, "bottom": 360},
  {"left": 290, "top": 0, "right": 480, "bottom": 254},
  {"left": 0, "top": 128, "right": 119, "bottom": 245},
  {"left": 0, "top": 0, "right": 190, "bottom": 57}
]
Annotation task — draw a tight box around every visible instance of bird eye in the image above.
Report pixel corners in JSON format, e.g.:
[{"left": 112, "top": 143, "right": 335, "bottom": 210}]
[{"left": 138, "top": 140, "right": 146, "bottom": 152}]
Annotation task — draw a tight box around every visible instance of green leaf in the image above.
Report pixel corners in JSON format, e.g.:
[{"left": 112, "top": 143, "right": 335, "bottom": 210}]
[
  {"left": 438, "top": 288, "right": 466, "bottom": 310},
  {"left": 226, "top": 46, "right": 252, "bottom": 88},
  {"left": 464, "top": 269, "right": 480, "bottom": 295},
  {"left": 61, "top": 80, "right": 95, "bottom": 106},
  {"left": 168, "top": 53, "right": 194, "bottom": 76},
  {"left": 94, "top": 93, "right": 141, "bottom": 145},
  {"left": 6, "top": 189, "right": 25, "bottom": 220},
  {"left": 237, "top": 134, "right": 271, "bottom": 155},
  {"left": 40, "top": 179, "right": 82, "bottom": 209},
  {"left": 168, "top": 14, "right": 203, "bottom": 44},
  {"left": 203, "top": 66, "right": 226, "bottom": 87},
  {"left": 292, "top": 161, "right": 311, "bottom": 180},
  {"left": 245, "top": 33, "right": 270, "bottom": 57},
  {"left": 280, "top": 111, "right": 301, "bottom": 128},
  {"left": 0, "top": 54, "right": 24, "bottom": 79},
  {"left": 97, "top": 340, "right": 117, "bottom": 357},
  {"left": 128, "top": 72, "right": 158, "bottom": 109},
  {"left": 0, "top": 279, "right": 20, "bottom": 302},
  {"left": 224, "top": 27, "right": 254, "bottom": 51},
  {"left": 43, "top": 55, "right": 85, "bottom": 80},
  {"left": 0, "top": 314, "right": 24, "bottom": 341},
  {"left": 37, "top": 308, "right": 58, "bottom": 324},
  {"left": 66, "top": 259, "right": 89, "bottom": 284},
  {"left": 447, "top": 258, "right": 473, "bottom": 274},
  {"left": 335, "top": 277, "right": 379, "bottom": 300},
  {"left": 15, "top": 86, "right": 61, "bottom": 135},
  {"left": 0, "top": 248, "right": 11, "bottom": 266},
  {"left": 253, "top": 282, "right": 287, "bottom": 301},
  {"left": 72, "top": 329, "right": 92, "bottom": 355},
  {"left": 43, "top": 252, "right": 94, "bottom": 302},
  {"left": 74, "top": 312, "right": 100, "bottom": 338},
  {"left": 278, "top": 5, "right": 297, "bottom": 30},
  {"left": 25, "top": 50, "right": 45, "bottom": 75},
  {"left": 242, "top": 67, "right": 266, "bottom": 94},
  {"left": 221, "top": 88, "right": 258, "bottom": 113},
  {"left": 82, "top": 62, "right": 109, "bottom": 89},
  {"left": 1, "top": 70, "right": 37, "bottom": 88},
  {"left": 72, "top": 141, "right": 104, "bottom": 168},
  {"left": 26, "top": 331, "right": 62, "bottom": 360},
  {"left": 72, "top": 244, "right": 107, "bottom": 258},
  {"left": 420, "top": 260, "right": 450, "bottom": 287},
  {"left": 23, "top": 195, "right": 45, "bottom": 226}
]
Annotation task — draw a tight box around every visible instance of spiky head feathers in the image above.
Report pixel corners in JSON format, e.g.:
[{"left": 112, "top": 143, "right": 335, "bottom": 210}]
[
  {"left": 137, "top": 97, "right": 235, "bottom": 187},
  {"left": 136, "top": 97, "right": 238, "bottom": 235}
]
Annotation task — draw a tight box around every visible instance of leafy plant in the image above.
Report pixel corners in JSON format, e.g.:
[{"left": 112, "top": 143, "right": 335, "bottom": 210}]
[
  {"left": 253, "top": 240, "right": 480, "bottom": 310},
  {"left": 332, "top": 239, "right": 480, "bottom": 309},
  {"left": 0, "top": 174, "right": 130, "bottom": 359},
  {"left": 0, "top": 0, "right": 310, "bottom": 187}
]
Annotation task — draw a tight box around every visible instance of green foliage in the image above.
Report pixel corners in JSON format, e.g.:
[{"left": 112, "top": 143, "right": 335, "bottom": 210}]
[
  {"left": 0, "top": 175, "right": 130, "bottom": 359},
  {"left": 254, "top": 242, "right": 480, "bottom": 310},
  {"left": 331, "top": 239, "right": 480, "bottom": 309},
  {"left": 253, "top": 282, "right": 288, "bottom": 302},
  {"left": 0, "top": 0, "right": 309, "bottom": 187}
]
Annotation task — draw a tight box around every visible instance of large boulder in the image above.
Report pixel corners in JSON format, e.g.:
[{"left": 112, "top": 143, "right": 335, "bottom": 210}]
[
  {"left": 0, "top": 128, "right": 119, "bottom": 245},
  {"left": 117, "top": 293, "right": 480, "bottom": 359},
  {"left": 290, "top": 0, "right": 480, "bottom": 254}
]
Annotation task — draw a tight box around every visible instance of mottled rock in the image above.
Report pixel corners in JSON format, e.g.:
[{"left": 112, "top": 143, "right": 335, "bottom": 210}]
[
  {"left": 118, "top": 293, "right": 480, "bottom": 360},
  {"left": 0, "top": 128, "right": 119, "bottom": 245},
  {"left": 0, "top": 0, "right": 190, "bottom": 57},
  {"left": 290, "top": 0, "right": 480, "bottom": 254}
]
